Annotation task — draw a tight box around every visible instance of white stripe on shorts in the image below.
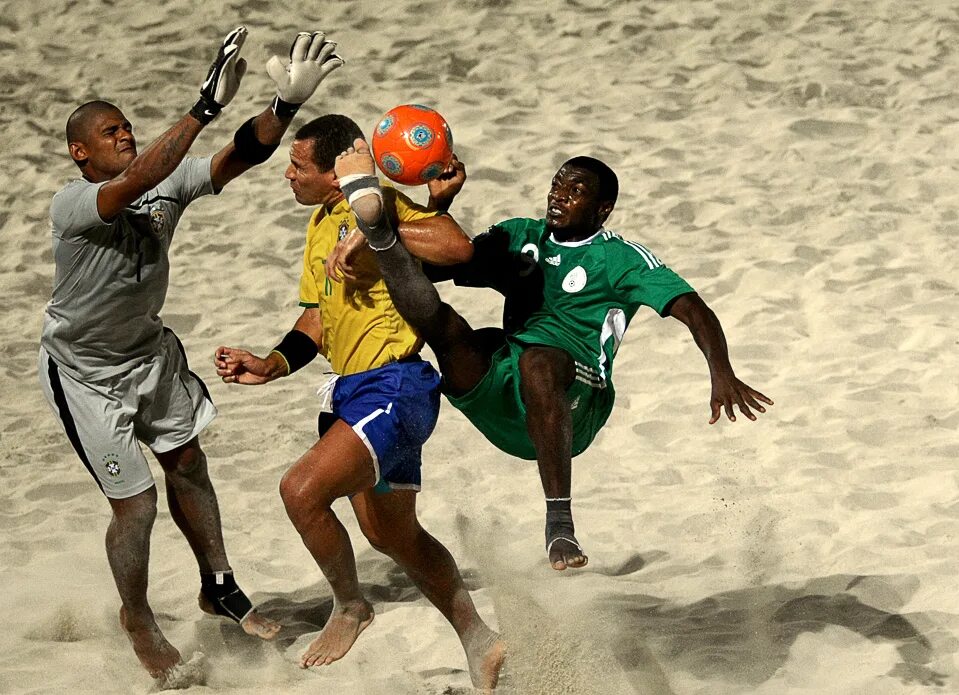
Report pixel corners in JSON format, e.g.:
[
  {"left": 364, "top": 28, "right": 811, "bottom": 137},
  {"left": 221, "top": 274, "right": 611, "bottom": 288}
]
[{"left": 351, "top": 402, "right": 394, "bottom": 484}]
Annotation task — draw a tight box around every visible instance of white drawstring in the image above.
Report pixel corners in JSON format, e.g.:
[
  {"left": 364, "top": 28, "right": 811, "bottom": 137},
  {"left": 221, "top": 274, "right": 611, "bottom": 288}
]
[{"left": 315, "top": 373, "right": 340, "bottom": 413}]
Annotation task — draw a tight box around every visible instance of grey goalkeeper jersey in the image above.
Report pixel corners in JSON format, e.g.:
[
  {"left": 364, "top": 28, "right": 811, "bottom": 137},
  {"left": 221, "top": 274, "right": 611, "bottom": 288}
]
[{"left": 41, "top": 157, "right": 215, "bottom": 380}]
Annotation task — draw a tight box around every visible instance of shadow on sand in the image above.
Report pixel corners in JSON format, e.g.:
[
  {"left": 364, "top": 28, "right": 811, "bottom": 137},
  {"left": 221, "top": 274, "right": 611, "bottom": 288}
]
[
  {"left": 597, "top": 572, "right": 945, "bottom": 692},
  {"left": 191, "top": 550, "right": 946, "bottom": 694}
]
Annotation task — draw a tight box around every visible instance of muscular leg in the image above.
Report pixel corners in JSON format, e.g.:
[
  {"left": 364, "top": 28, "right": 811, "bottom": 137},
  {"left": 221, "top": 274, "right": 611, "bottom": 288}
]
[
  {"left": 156, "top": 438, "right": 227, "bottom": 571},
  {"left": 335, "top": 140, "right": 490, "bottom": 397},
  {"left": 107, "top": 486, "right": 183, "bottom": 679},
  {"left": 351, "top": 490, "right": 505, "bottom": 689},
  {"left": 279, "top": 420, "right": 378, "bottom": 668},
  {"left": 155, "top": 438, "right": 279, "bottom": 639},
  {"left": 518, "top": 346, "right": 588, "bottom": 571}
]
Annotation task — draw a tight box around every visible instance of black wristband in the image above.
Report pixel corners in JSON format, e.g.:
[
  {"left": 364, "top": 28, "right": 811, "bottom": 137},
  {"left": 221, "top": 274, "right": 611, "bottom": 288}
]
[
  {"left": 233, "top": 117, "right": 279, "bottom": 164},
  {"left": 270, "top": 329, "right": 318, "bottom": 375},
  {"left": 271, "top": 95, "right": 301, "bottom": 119},
  {"left": 189, "top": 96, "right": 221, "bottom": 125}
]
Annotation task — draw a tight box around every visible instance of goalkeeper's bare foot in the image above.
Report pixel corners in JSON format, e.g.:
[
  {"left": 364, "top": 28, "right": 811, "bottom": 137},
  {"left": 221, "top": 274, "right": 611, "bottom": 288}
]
[{"left": 335, "top": 138, "right": 383, "bottom": 225}]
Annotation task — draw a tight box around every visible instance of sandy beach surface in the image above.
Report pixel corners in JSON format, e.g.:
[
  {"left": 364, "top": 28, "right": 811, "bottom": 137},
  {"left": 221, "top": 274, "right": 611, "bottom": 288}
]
[{"left": 2, "top": 0, "right": 958, "bottom": 692}]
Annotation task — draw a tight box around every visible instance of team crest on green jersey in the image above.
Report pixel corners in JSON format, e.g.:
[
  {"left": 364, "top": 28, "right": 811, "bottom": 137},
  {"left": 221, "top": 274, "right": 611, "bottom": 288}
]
[{"left": 562, "top": 266, "right": 587, "bottom": 293}]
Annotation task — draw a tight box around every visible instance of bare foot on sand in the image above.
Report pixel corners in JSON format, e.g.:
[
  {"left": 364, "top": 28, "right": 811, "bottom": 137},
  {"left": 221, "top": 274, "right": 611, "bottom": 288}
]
[
  {"left": 119, "top": 606, "right": 182, "bottom": 679},
  {"left": 300, "top": 599, "right": 374, "bottom": 668},
  {"left": 466, "top": 629, "right": 507, "bottom": 691},
  {"left": 153, "top": 651, "right": 208, "bottom": 690},
  {"left": 239, "top": 610, "right": 282, "bottom": 640},
  {"left": 198, "top": 592, "right": 281, "bottom": 640}
]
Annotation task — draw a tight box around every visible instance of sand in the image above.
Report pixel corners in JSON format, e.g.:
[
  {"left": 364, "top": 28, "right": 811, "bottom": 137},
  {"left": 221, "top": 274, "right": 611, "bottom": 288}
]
[{"left": 1, "top": 0, "right": 958, "bottom": 692}]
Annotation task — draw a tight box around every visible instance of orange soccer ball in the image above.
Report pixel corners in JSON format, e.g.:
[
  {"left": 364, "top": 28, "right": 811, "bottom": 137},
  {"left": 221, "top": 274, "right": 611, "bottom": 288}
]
[{"left": 371, "top": 104, "right": 453, "bottom": 186}]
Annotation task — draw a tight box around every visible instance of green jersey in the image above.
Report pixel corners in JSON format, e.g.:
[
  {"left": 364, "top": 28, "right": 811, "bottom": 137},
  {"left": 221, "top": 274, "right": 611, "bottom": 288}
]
[{"left": 462, "top": 218, "right": 695, "bottom": 390}]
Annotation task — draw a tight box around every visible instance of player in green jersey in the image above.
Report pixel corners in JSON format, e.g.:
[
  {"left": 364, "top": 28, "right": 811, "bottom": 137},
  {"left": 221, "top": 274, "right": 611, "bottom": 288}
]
[{"left": 334, "top": 140, "right": 773, "bottom": 571}]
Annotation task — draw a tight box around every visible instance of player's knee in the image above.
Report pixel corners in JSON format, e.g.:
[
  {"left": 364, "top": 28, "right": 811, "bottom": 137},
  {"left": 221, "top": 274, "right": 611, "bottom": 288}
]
[
  {"left": 161, "top": 441, "right": 207, "bottom": 478},
  {"left": 362, "top": 530, "right": 393, "bottom": 556},
  {"left": 279, "top": 467, "right": 333, "bottom": 522},
  {"left": 361, "top": 521, "right": 420, "bottom": 559},
  {"left": 278, "top": 470, "right": 307, "bottom": 516},
  {"left": 109, "top": 488, "right": 159, "bottom": 529}
]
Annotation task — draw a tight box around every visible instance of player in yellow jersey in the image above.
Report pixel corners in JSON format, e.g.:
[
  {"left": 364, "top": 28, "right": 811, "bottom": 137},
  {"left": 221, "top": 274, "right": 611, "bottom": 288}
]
[{"left": 213, "top": 114, "right": 504, "bottom": 689}]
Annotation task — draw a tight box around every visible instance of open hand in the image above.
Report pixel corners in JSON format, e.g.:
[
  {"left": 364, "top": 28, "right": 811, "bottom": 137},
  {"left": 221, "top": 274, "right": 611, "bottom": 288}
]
[
  {"left": 267, "top": 31, "right": 343, "bottom": 108},
  {"left": 709, "top": 372, "right": 773, "bottom": 424},
  {"left": 191, "top": 26, "right": 248, "bottom": 124}
]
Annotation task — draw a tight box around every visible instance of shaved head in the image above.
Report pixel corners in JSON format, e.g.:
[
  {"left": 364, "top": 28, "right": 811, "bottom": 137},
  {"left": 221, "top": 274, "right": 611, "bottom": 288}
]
[{"left": 66, "top": 100, "right": 121, "bottom": 145}]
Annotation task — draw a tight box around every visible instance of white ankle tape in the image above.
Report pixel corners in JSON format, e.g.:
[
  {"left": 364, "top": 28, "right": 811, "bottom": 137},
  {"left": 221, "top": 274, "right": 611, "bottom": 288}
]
[
  {"left": 339, "top": 174, "right": 383, "bottom": 208},
  {"left": 369, "top": 235, "right": 397, "bottom": 252},
  {"left": 339, "top": 173, "right": 377, "bottom": 187}
]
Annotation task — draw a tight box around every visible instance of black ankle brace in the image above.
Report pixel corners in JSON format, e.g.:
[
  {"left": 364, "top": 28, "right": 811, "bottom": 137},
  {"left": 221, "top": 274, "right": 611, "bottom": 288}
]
[
  {"left": 545, "top": 498, "right": 575, "bottom": 540},
  {"left": 200, "top": 571, "right": 253, "bottom": 623}
]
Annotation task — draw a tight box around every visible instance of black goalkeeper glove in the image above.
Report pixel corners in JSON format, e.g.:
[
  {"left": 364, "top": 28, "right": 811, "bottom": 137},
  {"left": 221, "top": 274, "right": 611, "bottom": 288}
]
[{"left": 190, "top": 26, "right": 248, "bottom": 125}]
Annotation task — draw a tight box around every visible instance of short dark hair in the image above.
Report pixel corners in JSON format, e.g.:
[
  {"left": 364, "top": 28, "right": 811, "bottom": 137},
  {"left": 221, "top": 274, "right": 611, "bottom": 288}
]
[
  {"left": 563, "top": 156, "right": 618, "bottom": 205},
  {"left": 66, "top": 100, "right": 120, "bottom": 145},
  {"left": 294, "top": 114, "right": 365, "bottom": 171}
]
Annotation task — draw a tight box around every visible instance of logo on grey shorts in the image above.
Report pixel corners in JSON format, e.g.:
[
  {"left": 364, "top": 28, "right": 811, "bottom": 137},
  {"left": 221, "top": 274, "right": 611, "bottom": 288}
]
[{"left": 103, "top": 455, "right": 122, "bottom": 478}]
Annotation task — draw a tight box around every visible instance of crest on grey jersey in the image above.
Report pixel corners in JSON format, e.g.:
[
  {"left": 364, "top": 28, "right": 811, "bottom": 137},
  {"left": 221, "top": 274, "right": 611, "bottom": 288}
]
[{"left": 150, "top": 208, "right": 166, "bottom": 234}]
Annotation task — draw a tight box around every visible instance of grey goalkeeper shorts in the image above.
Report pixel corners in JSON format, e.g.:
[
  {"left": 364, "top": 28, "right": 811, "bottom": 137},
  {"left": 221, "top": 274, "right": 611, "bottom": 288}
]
[{"left": 38, "top": 329, "right": 217, "bottom": 499}]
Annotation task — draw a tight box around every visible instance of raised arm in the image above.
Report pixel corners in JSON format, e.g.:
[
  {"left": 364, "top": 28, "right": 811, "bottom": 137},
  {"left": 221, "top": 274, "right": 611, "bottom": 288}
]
[
  {"left": 215, "top": 307, "right": 324, "bottom": 385},
  {"left": 210, "top": 31, "right": 343, "bottom": 191},
  {"left": 324, "top": 154, "right": 472, "bottom": 282},
  {"left": 414, "top": 152, "right": 472, "bottom": 263},
  {"left": 668, "top": 292, "right": 773, "bottom": 423},
  {"left": 95, "top": 27, "right": 247, "bottom": 220}
]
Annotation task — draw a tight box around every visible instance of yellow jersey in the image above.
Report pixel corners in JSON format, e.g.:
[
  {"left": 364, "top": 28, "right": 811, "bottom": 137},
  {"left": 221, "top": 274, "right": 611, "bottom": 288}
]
[{"left": 298, "top": 187, "right": 437, "bottom": 375}]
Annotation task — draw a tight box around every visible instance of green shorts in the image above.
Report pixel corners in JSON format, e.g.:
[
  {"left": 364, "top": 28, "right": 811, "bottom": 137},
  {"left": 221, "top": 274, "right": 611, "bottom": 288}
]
[{"left": 445, "top": 340, "right": 615, "bottom": 460}]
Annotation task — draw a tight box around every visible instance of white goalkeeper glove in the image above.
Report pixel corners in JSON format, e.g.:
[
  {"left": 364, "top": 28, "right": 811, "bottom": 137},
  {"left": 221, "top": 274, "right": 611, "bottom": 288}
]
[
  {"left": 190, "top": 26, "right": 248, "bottom": 125},
  {"left": 266, "top": 31, "right": 344, "bottom": 118}
]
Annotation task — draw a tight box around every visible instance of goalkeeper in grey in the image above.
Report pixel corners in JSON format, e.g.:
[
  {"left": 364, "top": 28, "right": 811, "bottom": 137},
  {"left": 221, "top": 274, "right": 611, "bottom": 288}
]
[{"left": 37, "top": 27, "right": 342, "bottom": 684}]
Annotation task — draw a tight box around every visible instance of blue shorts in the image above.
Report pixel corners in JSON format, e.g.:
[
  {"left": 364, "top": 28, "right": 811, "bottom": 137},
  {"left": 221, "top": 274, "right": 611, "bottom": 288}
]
[{"left": 331, "top": 358, "right": 440, "bottom": 492}]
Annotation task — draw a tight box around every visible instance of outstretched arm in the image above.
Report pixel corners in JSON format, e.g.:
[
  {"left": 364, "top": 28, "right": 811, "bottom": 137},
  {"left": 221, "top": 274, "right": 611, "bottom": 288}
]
[
  {"left": 215, "top": 308, "right": 323, "bottom": 385},
  {"left": 668, "top": 293, "right": 773, "bottom": 423},
  {"left": 95, "top": 27, "right": 247, "bottom": 220},
  {"left": 325, "top": 207, "right": 472, "bottom": 283},
  {"left": 210, "top": 31, "right": 343, "bottom": 191}
]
